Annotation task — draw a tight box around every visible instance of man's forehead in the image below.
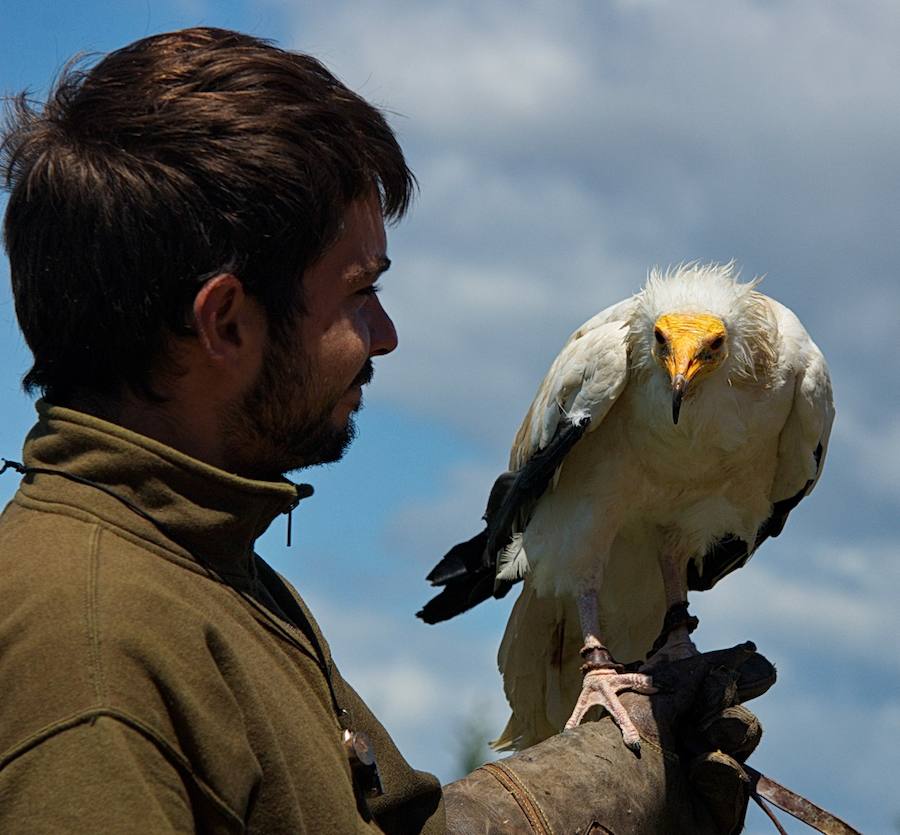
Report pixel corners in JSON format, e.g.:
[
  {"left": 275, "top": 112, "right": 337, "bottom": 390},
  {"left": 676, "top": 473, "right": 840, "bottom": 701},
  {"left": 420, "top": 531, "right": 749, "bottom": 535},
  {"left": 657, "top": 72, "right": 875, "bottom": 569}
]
[
  {"left": 335, "top": 196, "right": 387, "bottom": 265},
  {"left": 303, "top": 197, "right": 388, "bottom": 292}
]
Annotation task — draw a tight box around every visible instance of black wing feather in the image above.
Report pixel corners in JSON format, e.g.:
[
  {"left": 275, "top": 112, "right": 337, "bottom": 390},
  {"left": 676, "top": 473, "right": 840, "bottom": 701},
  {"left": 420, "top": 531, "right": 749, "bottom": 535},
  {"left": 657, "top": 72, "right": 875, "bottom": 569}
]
[{"left": 417, "top": 415, "right": 590, "bottom": 624}]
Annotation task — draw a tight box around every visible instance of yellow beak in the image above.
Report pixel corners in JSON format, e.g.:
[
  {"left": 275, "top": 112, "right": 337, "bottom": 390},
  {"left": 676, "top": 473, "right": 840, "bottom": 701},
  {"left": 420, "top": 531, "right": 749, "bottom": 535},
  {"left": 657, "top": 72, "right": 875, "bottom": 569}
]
[
  {"left": 666, "top": 339, "right": 707, "bottom": 423},
  {"left": 655, "top": 313, "right": 725, "bottom": 424}
]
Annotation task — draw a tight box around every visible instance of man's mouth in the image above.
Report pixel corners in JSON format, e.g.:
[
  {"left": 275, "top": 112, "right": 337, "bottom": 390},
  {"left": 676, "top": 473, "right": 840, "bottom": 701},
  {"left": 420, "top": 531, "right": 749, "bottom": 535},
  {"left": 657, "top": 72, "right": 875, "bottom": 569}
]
[{"left": 352, "top": 359, "right": 374, "bottom": 389}]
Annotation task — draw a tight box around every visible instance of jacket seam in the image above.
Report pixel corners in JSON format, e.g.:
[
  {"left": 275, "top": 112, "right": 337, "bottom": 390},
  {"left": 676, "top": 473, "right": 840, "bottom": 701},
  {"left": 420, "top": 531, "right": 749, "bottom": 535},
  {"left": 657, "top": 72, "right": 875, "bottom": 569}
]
[
  {"left": 0, "top": 708, "right": 245, "bottom": 830},
  {"left": 84, "top": 524, "right": 106, "bottom": 702}
]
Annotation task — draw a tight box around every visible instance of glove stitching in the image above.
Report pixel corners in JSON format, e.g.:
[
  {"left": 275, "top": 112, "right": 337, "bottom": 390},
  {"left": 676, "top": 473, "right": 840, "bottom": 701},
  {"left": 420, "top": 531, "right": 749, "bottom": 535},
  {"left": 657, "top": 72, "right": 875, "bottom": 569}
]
[{"left": 480, "top": 760, "right": 555, "bottom": 835}]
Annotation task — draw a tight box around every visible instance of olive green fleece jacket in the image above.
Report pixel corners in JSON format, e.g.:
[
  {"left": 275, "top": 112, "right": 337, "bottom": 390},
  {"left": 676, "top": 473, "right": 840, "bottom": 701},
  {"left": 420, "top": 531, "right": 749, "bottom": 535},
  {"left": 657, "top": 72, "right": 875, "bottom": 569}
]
[{"left": 0, "top": 402, "right": 444, "bottom": 834}]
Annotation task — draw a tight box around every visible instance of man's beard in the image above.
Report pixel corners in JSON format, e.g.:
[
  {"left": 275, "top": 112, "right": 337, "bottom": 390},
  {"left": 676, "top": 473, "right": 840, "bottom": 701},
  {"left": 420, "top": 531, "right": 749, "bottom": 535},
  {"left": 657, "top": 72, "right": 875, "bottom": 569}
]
[{"left": 224, "top": 333, "right": 373, "bottom": 479}]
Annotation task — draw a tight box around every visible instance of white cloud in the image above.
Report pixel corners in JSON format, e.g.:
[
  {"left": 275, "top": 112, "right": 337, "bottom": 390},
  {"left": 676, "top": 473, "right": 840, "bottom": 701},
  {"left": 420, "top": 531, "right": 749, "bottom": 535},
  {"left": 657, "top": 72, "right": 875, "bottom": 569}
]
[
  {"left": 383, "top": 459, "right": 503, "bottom": 566},
  {"left": 833, "top": 408, "right": 900, "bottom": 503},
  {"left": 289, "top": 2, "right": 585, "bottom": 142},
  {"left": 352, "top": 658, "right": 444, "bottom": 726},
  {"left": 302, "top": 589, "right": 512, "bottom": 780},
  {"left": 694, "top": 537, "right": 900, "bottom": 672}
]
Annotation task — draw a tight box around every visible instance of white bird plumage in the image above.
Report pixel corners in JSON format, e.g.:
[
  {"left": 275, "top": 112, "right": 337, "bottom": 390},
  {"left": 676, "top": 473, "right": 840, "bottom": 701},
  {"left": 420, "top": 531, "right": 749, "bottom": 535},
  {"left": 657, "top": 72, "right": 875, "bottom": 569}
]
[
  {"left": 496, "top": 262, "right": 832, "bottom": 749},
  {"left": 418, "top": 262, "right": 834, "bottom": 753}
]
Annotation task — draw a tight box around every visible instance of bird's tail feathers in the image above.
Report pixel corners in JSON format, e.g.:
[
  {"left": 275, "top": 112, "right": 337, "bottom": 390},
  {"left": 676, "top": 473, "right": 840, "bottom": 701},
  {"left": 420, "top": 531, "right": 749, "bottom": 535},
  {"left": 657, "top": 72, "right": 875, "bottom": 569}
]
[
  {"left": 416, "top": 570, "right": 498, "bottom": 625},
  {"left": 492, "top": 581, "right": 582, "bottom": 751},
  {"left": 417, "top": 528, "right": 516, "bottom": 624},
  {"left": 417, "top": 467, "right": 525, "bottom": 624},
  {"left": 491, "top": 714, "right": 525, "bottom": 752}
]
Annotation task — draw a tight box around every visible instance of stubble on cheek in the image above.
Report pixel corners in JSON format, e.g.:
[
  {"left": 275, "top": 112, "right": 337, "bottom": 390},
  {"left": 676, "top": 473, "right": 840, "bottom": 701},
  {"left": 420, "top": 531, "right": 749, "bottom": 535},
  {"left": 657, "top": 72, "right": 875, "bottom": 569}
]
[{"left": 221, "top": 338, "right": 366, "bottom": 478}]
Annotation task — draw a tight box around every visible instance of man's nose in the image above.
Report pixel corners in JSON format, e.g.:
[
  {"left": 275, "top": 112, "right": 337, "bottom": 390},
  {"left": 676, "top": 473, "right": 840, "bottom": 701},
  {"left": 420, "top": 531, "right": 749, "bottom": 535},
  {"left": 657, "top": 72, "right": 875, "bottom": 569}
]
[{"left": 368, "top": 297, "right": 398, "bottom": 357}]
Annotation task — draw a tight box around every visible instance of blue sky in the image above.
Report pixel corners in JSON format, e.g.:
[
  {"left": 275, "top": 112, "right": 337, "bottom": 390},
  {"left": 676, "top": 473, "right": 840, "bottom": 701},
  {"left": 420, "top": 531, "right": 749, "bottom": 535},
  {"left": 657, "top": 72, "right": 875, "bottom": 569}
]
[{"left": 2, "top": 2, "right": 898, "bottom": 832}]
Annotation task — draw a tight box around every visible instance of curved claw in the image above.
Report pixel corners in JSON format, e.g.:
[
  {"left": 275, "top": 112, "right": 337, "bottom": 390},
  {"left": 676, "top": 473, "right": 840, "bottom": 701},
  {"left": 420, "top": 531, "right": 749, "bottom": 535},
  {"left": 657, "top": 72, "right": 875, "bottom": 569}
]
[{"left": 565, "top": 669, "right": 657, "bottom": 753}]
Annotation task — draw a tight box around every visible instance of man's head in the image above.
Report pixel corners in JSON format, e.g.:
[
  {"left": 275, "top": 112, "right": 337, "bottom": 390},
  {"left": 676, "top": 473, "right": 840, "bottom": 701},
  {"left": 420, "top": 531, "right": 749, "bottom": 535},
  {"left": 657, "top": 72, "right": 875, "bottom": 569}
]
[
  {"left": 224, "top": 191, "right": 397, "bottom": 477},
  {"left": 1, "top": 27, "right": 412, "bottom": 475}
]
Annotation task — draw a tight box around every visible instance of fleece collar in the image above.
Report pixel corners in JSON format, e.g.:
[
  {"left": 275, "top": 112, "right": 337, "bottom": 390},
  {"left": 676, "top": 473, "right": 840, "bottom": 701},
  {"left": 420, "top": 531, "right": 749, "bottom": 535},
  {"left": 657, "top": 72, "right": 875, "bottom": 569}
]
[{"left": 16, "top": 400, "right": 311, "bottom": 577}]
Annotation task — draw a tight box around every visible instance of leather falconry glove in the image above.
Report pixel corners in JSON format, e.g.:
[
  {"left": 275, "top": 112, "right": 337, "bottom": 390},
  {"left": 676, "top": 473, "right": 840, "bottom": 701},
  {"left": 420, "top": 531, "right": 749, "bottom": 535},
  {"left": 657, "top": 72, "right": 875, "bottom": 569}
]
[{"left": 443, "top": 642, "right": 774, "bottom": 835}]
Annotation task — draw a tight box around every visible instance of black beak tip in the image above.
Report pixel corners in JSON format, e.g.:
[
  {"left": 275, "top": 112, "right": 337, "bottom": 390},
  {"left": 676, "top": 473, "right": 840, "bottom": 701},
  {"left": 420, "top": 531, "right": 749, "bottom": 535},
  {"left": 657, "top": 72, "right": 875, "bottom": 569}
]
[{"left": 671, "top": 374, "right": 686, "bottom": 425}]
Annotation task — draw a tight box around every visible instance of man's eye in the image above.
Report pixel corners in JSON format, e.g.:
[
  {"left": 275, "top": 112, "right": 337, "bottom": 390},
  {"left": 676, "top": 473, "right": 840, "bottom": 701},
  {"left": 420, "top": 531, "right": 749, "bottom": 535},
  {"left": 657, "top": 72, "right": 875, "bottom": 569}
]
[{"left": 358, "top": 283, "right": 381, "bottom": 297}]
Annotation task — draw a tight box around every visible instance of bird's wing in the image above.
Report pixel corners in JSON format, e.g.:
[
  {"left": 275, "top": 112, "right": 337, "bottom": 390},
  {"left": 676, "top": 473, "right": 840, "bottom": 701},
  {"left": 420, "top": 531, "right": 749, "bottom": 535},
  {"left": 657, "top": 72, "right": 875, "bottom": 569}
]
[
  {"left": 763, "top": 299, "right": 834, "bottom": 531},
  {"left": 690, "top": 298, "right": 834, "bottom": 590},
  {"left": 417, "top": 300, "right": 633, "bottom": 623},
  {"left": 509, "top": 298, "right": 634, "bottom": 472}
]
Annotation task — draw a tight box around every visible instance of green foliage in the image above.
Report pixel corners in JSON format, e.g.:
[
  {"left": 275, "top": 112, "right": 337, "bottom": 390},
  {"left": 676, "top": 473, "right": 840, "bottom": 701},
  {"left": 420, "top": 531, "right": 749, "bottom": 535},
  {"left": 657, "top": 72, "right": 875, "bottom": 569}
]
[{"left": 453, "top": 704, "right": 498, "bottom": 780}]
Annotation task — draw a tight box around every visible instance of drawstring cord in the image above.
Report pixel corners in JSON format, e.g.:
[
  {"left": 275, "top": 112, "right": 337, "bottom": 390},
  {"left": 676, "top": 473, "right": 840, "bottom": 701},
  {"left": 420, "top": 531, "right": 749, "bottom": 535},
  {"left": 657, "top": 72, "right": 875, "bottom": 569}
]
[{"left": 2, "top": 458, "right": 179, "bottom": 535}]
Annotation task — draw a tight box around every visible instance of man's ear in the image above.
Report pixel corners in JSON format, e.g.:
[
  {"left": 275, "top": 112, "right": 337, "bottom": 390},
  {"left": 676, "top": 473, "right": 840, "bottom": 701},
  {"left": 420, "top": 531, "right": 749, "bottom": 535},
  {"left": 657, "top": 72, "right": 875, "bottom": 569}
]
[{"left": 191, "top": 274, "right": 265, "bottom": 363}]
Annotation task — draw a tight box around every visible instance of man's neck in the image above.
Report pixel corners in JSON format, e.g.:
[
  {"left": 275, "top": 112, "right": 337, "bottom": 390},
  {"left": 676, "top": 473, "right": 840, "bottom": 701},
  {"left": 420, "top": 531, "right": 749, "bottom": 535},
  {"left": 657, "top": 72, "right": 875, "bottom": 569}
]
[{"left": 67, "top": 390, "right": 232, "bottom": 472}]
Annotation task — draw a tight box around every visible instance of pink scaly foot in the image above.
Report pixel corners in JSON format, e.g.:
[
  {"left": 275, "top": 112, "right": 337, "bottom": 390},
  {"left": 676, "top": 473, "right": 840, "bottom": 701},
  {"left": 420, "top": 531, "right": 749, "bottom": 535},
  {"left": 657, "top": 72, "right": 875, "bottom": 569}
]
[{"left": 565, "top": 639, "right": 657, "bottom": 753}]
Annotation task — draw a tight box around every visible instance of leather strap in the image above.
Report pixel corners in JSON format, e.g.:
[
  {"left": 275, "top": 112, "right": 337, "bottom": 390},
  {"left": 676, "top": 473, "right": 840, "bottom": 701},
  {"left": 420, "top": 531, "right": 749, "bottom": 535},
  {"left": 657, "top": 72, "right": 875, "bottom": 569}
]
[{"left": 748, "top": 766, "right": 861, "bottom": 835}]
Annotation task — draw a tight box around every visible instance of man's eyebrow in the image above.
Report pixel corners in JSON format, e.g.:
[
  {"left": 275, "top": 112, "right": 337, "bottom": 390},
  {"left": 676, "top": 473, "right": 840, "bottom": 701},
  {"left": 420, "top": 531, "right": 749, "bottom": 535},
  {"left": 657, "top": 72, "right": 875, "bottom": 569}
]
[{"left": 348, "top": 256, "right": 391, "bottom": 284}]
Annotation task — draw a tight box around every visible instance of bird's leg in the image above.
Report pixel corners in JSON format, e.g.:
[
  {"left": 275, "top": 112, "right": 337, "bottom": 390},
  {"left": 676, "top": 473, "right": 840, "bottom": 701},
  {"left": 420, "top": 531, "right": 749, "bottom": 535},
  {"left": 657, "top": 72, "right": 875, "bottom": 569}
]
[
  {"left": 565, "top": 590, "right": 657, "bottom": 753},
  {"left": 643, "top": 552, "right": 700, "bottom": 668}
]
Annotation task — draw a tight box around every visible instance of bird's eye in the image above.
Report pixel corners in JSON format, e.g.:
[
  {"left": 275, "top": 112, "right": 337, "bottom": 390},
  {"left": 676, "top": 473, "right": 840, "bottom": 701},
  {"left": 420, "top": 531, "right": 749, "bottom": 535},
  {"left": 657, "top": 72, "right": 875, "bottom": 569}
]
[
  {"left": 654, "top": 328, "right": 666, "bottom": 345},
  {"left": 709, "top": 335, "right": 724, "bottom": 350}
]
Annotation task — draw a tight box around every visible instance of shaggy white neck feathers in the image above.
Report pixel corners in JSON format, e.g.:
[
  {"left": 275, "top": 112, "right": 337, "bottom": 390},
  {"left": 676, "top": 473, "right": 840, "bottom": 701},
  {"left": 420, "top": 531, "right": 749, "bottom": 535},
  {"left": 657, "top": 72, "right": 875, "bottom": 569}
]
[{"left": 627, "top": 262, "right": 776, "bottom": 385}]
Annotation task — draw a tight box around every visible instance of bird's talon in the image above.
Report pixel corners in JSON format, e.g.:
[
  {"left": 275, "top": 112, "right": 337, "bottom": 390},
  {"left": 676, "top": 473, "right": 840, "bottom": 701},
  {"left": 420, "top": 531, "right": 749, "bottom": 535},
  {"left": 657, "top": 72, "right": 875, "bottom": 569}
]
[{"left": 565, "top": 668, "right": 653, "bottom": 751}]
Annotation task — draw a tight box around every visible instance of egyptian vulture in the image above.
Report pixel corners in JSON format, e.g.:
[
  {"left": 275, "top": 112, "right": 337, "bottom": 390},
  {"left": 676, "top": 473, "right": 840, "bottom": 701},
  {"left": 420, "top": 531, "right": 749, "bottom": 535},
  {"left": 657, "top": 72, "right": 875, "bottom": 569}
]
[{"left": 418, "top": 263, "right": 833, "bottom": 752}]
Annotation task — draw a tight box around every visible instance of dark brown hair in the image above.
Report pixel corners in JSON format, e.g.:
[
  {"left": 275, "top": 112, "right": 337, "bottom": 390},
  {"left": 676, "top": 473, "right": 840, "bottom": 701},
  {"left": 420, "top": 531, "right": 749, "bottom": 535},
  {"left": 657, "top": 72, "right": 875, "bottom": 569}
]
[{"left": 1, "top": 27, "right": 415, "bottom": 402}]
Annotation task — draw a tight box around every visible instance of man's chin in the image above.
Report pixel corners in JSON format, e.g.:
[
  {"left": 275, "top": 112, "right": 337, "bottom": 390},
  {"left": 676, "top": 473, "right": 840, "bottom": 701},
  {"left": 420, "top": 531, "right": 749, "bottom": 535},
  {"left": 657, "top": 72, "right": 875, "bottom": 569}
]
[
  {"left": 280, "top": 415, "right": 357, "bottom": 474},
  {"left": 229, "top": 383, "right": 362, "bottom": 478}
]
